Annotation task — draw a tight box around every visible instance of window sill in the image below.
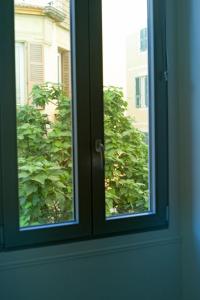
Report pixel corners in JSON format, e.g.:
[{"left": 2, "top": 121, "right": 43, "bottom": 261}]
[{"left": 0, "top": 235, "right": 181, "bottom": 272}]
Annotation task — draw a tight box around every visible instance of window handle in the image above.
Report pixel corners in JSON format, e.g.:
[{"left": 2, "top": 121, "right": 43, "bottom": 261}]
[
  {"left": 95, "top": 139, "right": 104, "bottom": 169},
  {"left": 95, "top": 139, "right": 104, "bottom": 153}
]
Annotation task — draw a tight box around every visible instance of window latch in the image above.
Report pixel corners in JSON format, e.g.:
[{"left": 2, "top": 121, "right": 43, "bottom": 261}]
[
  {"left": 95, "top": 139, "right": 104, "bottom": 153},
  {"left": 163, "top": 70, "right": 168, "bottom": 82},
  {"left": 0, "top": 225, "right": 4, "bottom": 248},
  {"left": 95, "top": 139, "right": 104, "bottom": 169}
]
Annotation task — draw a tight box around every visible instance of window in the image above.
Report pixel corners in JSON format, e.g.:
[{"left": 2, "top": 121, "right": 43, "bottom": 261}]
[
  {"left": 0, "top": 0, "right": 168, "bottom": 249},
  {"left": 135, "top": 76, "right": 148, "bottom": 108},
  {"left": 140, "top": 28, "right": 148, "bottom": 52}
]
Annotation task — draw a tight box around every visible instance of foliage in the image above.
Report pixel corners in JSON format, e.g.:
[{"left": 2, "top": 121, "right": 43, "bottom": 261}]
[
  {"left": 17, "top": 84, "right": 73, "bottom": 227},
  {"left": 17, "top": 84, "right": 148, "bottom": 227},
  {"left": 104, "top": 87, "right": 149, "bottom": 216}
]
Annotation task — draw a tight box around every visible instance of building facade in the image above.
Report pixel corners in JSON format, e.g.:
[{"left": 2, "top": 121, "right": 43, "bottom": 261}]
[
  {"left": 126, "top": 28, "right": 148, "bottom": 133},
  {"left": 15, "top": 0, "right": 71, "bottom": 105}
]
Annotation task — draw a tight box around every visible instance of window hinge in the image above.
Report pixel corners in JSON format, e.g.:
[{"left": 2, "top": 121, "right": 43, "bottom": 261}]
[
  {"left": 163, "top": 70, "right": 168, "bottom": 82},
  {"left": 95, "top": 139, "right": 104, "bottom": 169},
  {"left": 166, "top": 205, "right": 169, "bottom": 222},
  {"left": 0, "top": 225, "right": 4, "bottom": 247}
]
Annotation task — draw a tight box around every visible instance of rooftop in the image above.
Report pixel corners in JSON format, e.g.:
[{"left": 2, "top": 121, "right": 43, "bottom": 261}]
[
  {"left": 15, "top": 0, "right": 67, "bottom": 23},
  {"left": 15, "top": 0, "right": 64, "bottom": 11}
]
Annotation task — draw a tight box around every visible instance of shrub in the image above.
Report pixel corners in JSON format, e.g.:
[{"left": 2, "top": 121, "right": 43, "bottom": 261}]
[{"left": 17, "top": 84, "right": 148, "bottom": 226}]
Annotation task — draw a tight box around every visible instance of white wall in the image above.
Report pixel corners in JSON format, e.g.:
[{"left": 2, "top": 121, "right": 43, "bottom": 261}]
[{"left": 0, "top": 1, "right": 181, "bottom": 299}]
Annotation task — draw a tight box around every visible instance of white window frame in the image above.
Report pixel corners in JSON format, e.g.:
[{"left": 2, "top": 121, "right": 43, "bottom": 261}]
[
  {"left": 57, "top": 51, "right": 62, "bottom": 85},
  {"left": 135, "top": 76, "right": 148, "bottom": 108},
  {"left": 15, "top": 42, "right": 26, "bottom": 105}
]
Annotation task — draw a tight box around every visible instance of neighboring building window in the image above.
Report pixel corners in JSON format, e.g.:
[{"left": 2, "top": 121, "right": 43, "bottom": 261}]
[
  {"left": 15, "top": 42, "right": 25, "bottom": 105},
  {"left": 140, "top": 28, "right": 147, "bottom": 52},
  {"left": 135, "top": 76, "right": 148, "bottom": 108}
]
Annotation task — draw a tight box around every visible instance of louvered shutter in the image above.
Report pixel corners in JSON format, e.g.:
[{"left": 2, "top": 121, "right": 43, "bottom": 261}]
[
  {"left": 62, "top": 50, "right": 71, "bottom": 98},
  {"left": 28, "top": 43, "right": 44, "bottom": 94}
]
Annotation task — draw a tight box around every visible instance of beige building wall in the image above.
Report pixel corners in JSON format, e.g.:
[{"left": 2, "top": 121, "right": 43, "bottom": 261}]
[
  {"left": 15, "top": 0, "right": 71, "bottom": 119},
  {"left": 126, "top": 30, "right": 148, "bottom": 133},
  {"left": 15, "top": 0, "right": 70, "bottom": 99}
]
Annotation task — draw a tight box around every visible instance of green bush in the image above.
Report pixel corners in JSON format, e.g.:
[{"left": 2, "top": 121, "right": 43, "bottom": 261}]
[
  {"left": 17, "top": 84, "right": 148, "bottom": 227},
  {"left": 104, "top": 87, "right": 149, "bottom": 216}
]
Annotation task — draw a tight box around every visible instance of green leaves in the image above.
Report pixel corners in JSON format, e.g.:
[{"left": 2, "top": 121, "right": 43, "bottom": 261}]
[
  {"left": 31, "top": 83, "right": 63, "bottom": 108},
  {"left": 18, "top": 84, "right": 148, "bottom": 226},
  {"left": 104, "top": 87, "right": 149, "bottom": 216},
  {"left": 18, "top": 84, "right": 73, "bottom": 227}
]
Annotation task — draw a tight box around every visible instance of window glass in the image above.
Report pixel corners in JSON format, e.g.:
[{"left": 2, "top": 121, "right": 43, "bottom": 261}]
[
  {"left": 102, "top": 0, "right": 151, "bottom": 218},
  {"left": 14, "top": 0, "right": 74, "bottom": 228}
]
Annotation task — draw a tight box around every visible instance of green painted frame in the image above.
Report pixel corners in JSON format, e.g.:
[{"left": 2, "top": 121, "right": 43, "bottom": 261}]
[
  {"left": 0, "top": 0, "right": 92, "bottom": 249},
  {"left": 0, "top": 0, "right": 168, "bottom": 250},
  {"left": 90, "top": 0, "right": 169, "bottom": 236}
]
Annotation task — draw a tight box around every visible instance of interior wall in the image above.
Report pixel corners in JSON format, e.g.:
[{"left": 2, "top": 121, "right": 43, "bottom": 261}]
[
  {"left": 0, "top": 1, "right": 181, "bottom": 299},
  {"left": 0, "top": 239, "right": 180, "bottom": 300},
  {"left": 178, "top": 1, "right": 200, "bottom": 299}
]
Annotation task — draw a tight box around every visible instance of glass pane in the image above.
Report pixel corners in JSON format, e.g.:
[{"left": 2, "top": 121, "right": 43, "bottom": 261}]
[
  {"left": 15, "top": 0, "right": 74, "bottom": 227},
  {"left": 102, "top": 0, "right": 151, "bottom": 218}
]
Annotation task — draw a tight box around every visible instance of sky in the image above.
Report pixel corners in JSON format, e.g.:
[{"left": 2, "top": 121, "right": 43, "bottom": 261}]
[{"left": 102, "top": 0, "right": 147, "bottom": 88}]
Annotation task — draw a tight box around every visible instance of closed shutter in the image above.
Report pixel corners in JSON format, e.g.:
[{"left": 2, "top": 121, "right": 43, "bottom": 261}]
[
  {"left": 145, "top": 76, "right": 148, "bottom": 107},
  {"left": 140, "top": 28, "right": 147, "bottom": 51},
  {"left": 135, "top": 77, "right": 141, "bottom": 108},
  {"left": 28, "top": 43, "right": 44, "bottom": 94},
  {"left": 62, "top": 50, "right": 71, "bottom": 98}
]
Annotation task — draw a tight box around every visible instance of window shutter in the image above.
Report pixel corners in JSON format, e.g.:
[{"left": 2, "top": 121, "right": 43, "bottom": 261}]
[
  {"left": 140, "top": 28, "right": 147, "bottom": 52},
  {"left": 62, "top": 50, "right": 71, "bottom": 98},
  {"left": 28, "top": 43, "right": 44, "bottom": 94},
  {"left": 135, "top": 77, "right": 141, "bottom": 108},
  {"left": 145, "top": 76, "right": 148, "bottom": 107}
]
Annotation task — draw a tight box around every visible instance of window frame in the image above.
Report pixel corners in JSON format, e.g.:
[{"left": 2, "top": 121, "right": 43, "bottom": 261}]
[
  {"left": 57, "top": 50, "right": 62, "bottom": 85},
  {"left": 135, "top": 76, "right": 148, "bottom": 109},
  {"left": 15, "top": 42, "right": 26, "bottom": 105},
  {"left": 89, "top": 0, "right": 168, "bottom": 236},
  {"left": 0, "top": 0, "right": 92, "bottom": 249},
  {"left": 0, "top": 0, "right": 168, "bottom": 250}
]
